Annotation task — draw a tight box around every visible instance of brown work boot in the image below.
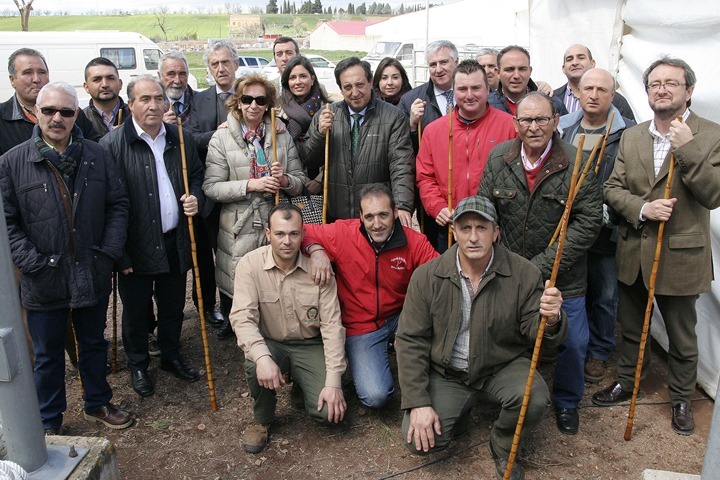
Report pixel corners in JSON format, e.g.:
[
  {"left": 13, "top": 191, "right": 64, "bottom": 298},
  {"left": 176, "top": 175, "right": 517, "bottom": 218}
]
[
  {"left": 584, "top": 358, "right": 607, "bottom": 383},
  {"left": 83, "top": 403, "right": 133, "bottom": 430},
  {"left": 242, "top": 424, "right": 269, "bottom": 454}
]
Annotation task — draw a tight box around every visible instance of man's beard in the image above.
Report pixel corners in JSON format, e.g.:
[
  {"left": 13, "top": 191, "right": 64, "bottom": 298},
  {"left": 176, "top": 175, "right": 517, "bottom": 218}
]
[{"left": 166, "top": 86, "right": 184, "bottom": 101}]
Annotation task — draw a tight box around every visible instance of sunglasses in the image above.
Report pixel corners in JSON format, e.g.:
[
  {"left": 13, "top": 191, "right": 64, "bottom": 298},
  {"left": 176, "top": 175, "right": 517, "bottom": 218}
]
[
  {"left": 39, "top": 107, "right": 76, "bottom": 118},
  {"left": 240, "top": 95, "right": 269, "bottom": 106}
]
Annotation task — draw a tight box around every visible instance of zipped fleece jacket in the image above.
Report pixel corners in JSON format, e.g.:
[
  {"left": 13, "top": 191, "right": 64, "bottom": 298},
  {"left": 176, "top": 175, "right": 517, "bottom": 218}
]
[
  {"left": 417, "top": 106, "right": 517, "bottom": 219},
  {"left": 478, "top": 135, "right": 602, "bottom": 297},
  {"left": 303, "top": 218, "right": 438, "bottom": 337}
]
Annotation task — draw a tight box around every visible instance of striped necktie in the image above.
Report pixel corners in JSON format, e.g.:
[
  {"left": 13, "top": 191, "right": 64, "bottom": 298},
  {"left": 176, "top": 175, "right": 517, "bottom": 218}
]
[
  {"left": 351, "top": 113, "right": 362, "bottom": 161},
  {"left": 444, "top": 90, "right": 454, "bottom": 114}
]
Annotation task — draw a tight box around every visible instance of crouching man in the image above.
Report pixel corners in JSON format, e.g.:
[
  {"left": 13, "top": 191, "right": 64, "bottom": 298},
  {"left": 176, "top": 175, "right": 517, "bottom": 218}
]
[
  {"left": 230, "top": 204, "right": 347, "bottom": 454},
  {"left": 396, "top": 196, "right": 567, "bottom": 480}
]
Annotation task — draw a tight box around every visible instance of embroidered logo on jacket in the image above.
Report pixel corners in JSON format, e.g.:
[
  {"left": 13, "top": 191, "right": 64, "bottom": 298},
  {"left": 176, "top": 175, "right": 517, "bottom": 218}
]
[{"left": 390, "top": 257, "right": 407, "bottom": 270}]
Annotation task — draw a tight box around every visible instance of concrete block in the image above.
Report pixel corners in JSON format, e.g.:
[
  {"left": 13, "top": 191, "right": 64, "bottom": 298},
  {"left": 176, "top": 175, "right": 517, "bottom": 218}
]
[
  {"left": 40, "top": 436, "right": 119, "bottom": 480},
  {"left": 643, "top": 469, "right": 701, "bottom": 480}
]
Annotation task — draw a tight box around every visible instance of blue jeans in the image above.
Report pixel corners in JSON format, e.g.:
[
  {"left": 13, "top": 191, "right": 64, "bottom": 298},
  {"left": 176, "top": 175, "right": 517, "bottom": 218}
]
[
  {"left": 345, "top": 313, "right": 399, "bottom": 409},
  {"left": 26, "top": 299, "right": 112, "bottom": 430},
  {"left": 585, "top": 253, "right": 618, "bottom": 361},
  {"left": 552, "top": 296, "right": 589, "bottom": 408}
]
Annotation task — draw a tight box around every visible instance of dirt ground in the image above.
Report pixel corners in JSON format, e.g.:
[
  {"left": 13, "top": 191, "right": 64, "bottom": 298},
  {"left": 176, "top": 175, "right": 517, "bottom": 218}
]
[{"left": 59, "top": 290, "right": 713, "bottom": 480}]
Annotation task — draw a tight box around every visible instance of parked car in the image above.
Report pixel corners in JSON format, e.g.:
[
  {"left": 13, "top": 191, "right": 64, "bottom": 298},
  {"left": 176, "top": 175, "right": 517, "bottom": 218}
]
[
  {"left": 206, "top": 55, "right": 270, "bottom": 86},
  {"left": 261, "top": 54, "right": 339, "bottom": 95}
]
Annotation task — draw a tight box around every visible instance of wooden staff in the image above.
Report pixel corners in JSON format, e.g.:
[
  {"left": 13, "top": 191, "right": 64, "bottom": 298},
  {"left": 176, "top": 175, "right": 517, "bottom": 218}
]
[
  {"left": 322, "top": 104, "right": 331, "bottom": 224},
  {"left": 116, "top": 108, "right": 123, "bottom": 127},
  {"left": 271, "top": 108, "right": 280, "bottom": 205},
  {"left": 447, "top": 106, "right": 454, "bottom": 249},
  {"left": 624, "top": 152, "right": 676, "bottom": 441},
  {"left": 594, "top": 111, "right": 616, "bottom": 175},
  {"left": 111, "top": 272, "right": 118, "bottom": 374},
  {"left": 503, "top": 135, "right": 584, "bottom": 480},
  {"left": 177, "top": 118, "right": 218, "bottom": 412}
]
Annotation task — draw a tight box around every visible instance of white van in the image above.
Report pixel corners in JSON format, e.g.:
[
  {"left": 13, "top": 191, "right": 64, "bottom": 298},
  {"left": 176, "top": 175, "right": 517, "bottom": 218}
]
[{"left": 0, "top": 30, "right": 197, "bottom": 107}]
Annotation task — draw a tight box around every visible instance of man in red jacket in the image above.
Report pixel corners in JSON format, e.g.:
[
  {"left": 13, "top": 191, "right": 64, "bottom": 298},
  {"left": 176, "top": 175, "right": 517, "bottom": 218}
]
[
  {"left": 416, "top": 60, "right": 517, "bottom": 252},
  {"left": 303, "top": 184, "right": 438, "bottom": 409}
]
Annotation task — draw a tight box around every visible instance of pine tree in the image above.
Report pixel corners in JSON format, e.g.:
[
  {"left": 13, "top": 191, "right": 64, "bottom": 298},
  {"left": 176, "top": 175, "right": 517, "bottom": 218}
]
[{"left": 266, "top": 0, "right": 278, "bottom": 14}]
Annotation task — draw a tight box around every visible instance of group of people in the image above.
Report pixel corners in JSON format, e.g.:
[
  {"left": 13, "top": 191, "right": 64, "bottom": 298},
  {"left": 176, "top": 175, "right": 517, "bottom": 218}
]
[{"left": 1, "top": 34, "right": 718, "bottom": 480}]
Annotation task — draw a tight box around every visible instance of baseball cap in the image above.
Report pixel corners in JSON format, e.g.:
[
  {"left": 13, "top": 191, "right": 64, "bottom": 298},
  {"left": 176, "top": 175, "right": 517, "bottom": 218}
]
[{"left": 453, "top": 196, "right": 497, "bottom": 223}]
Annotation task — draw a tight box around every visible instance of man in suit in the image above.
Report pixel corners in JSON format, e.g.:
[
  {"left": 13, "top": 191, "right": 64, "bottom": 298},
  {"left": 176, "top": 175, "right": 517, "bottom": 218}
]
[
  {"left": 159, "top": 50, "right": 196, "bottom": 127},
  {"left": 552, "top": 44, "right": 635, "bottom": 121},
  {"left": 593, "top": 57, "right": 720, "bottom": 436}
]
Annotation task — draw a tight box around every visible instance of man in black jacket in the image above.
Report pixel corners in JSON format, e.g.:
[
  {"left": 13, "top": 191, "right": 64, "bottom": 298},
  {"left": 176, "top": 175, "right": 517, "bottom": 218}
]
[
  {"left": 100, "top": 75, "right": 205, "bottom": 397},
  {"left": 0, "top": 82, "right": 132, "bottom": 434},
  {"left": 82, "top": 57, "right": 130, "bottom": 136},
  {"left": 0, "top": 48, "right": 100, "bottom": 155}
]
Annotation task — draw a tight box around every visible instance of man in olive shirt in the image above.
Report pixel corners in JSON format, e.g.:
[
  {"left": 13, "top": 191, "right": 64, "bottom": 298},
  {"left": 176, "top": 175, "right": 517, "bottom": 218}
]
[{"left": 230, "top": 204, "right": 346, "bottom": 455}]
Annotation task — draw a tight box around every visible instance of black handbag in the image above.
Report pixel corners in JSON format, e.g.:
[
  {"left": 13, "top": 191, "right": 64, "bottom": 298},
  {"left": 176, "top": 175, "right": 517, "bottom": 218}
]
[{"left": 285, "top": 187, "right": 323, "bottom": 224}]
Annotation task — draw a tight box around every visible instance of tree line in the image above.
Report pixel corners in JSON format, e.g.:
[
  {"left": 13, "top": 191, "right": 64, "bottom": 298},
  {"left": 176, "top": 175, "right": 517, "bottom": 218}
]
[{"left": 268, "top": 1, "right": 430, "bottom": 15}]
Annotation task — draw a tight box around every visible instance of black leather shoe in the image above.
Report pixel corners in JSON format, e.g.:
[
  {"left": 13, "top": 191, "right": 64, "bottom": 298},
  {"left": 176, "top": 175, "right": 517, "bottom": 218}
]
[
  {"left": 204, "top": 309, "right": 225, "bottom": 328},
  {"left": 592, "top": 381, "right": 633, "bottom": 406},
  {"left": 489, "top": 443, "right": 524, "bottom": 480},
  {"left": 556, "top": 407, "right": 579, "bottom": 435},
  {"left": 131, "top": 369, "right": 154, "bottom": 397},
  {"left": 671, "top": 402, "right": 695, "bottom": 435},
  {"left": 216, "top": 318, "right": 235, "bottom": 339},
  {"left": 160, "top": 357, "right": 200, "bottom": 382}
]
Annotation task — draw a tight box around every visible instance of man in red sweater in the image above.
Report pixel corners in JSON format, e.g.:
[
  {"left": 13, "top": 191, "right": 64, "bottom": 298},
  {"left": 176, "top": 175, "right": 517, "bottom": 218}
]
[
  {"left": 303, "top": 184, "right": 438, "bottom": 409},
  {"left": 416, "top": 59, "right": 517, "bottom": 252}
]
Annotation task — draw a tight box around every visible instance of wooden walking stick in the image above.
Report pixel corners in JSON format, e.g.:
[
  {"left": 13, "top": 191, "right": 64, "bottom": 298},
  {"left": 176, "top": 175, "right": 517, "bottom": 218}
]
[
  {"left": 447, "top": 106, "right": 454, "bottom": 249},
  {"left": 624, "top": 152, "right": 677, "bottom": 441},
  {"left": 177, "top": 118, "right": 218, "bottom": 412},
  {"left": 322, "top": 104, "right": 331, "bottom": 224},
  {"left": 111, "top": 272, "right": 118, "bottom": 374},
  {"left": 116, "top": 108, "right": 123, "bottom": 127},
  {"left": 271, "top": 108, "right": 280, "bottom": 205},
  {"left": 503, "top": 136, "right": 584, "bottom": 480},
  {"left": 594, "top": 111, "right": 616, "bottom": 175}
]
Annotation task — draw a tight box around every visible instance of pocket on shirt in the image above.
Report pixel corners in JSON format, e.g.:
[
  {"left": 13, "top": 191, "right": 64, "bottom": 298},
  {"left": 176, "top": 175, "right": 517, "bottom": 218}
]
[{"left": 294, "top": 291, "right": 321, "bottom": 324}]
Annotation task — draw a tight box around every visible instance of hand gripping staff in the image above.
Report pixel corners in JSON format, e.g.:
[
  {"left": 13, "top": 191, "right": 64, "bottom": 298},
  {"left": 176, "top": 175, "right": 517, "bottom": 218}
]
[{"left": 322, "top": 104, "right": 331, "bottom": 224}]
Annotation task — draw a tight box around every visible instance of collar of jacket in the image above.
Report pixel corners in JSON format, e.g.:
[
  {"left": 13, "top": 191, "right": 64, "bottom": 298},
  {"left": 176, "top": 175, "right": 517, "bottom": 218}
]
[
  {"left": 558, "top": 103, "right": 629, "bottom": 138},
  {"left": 497, "top": 77, "right": 540, "bottom": 101},
  {"left": 503, "top": 132, "right": 569, "bottom": 172},
  {"left": 124, "top": 117, "right": 179, "bottom": 149},
  {"left": 359, "top": 217, "right": 408, "bottom": 252},
  {"left": 338, "top": 91, "right": 378, "bottom": 119},
  {"left": 433, "top": 243, "right": 513, "bottom": 285},
  {"left": 7, "top": 95, "right": 31, "bottom": 122},
  {"left": 27, "top": 124, "right": 85, "bottom": 163}
]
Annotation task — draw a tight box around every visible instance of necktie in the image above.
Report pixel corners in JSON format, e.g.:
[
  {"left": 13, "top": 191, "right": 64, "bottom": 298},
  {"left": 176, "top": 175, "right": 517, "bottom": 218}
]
[
  {"left": 444, "top": 90, "right": 454, "bottom": 114},
  {"left": 217, "top": 92, "right": 231, "bottom": 125},
  {"left": 351, "top": 113, "right": 362, "bottom": 161},
  {"left": 173, "top": 101, "right": 182, "bottom": 116}
]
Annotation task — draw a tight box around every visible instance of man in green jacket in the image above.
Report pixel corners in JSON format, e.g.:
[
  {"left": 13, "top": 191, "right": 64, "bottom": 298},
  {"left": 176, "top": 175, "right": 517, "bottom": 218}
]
[{"left": 396, "top": 196, "right": 567, "bottom": 480}]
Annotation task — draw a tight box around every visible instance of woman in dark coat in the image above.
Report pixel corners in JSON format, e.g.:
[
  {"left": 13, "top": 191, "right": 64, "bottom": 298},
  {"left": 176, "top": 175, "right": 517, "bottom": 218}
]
[{"left": 372, "top": 56, "right": 411, "bottom": 106}]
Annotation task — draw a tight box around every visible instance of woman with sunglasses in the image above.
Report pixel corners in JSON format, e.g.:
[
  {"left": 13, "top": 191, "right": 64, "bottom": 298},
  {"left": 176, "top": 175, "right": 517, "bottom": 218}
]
[
  {"left": 203, "top": 73, "right": 306, "bottom": 335},
  {"left": 372, "top": 57, "right": 411, "bottom": 106},
  {"left": 279, "top": 55, "right": 330, "bottom": 195}
]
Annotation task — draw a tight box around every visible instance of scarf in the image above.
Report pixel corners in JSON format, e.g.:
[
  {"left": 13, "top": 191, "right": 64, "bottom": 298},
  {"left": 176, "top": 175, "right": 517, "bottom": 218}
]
[
  {"left": 281, "top": 90, "right": 324, "bottom": 142},
  {"left": 32, "top": 124, "right": 84, "bottom": 196},
  {"left": 374, "top": 86, "right": 410, "bottom": 106},
  {"left": 241, "top": 121, "right": 274, "bottom": 202}
]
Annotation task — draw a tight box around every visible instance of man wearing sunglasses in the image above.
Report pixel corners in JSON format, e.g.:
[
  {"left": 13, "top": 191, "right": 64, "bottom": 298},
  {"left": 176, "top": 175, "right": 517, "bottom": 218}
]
[
  {"left": 0, "top": 81, "right": 132, "bottom": 434},
  {"left": 479, "top": 92, "right": 602, "bottom": 436},
  {"left": 0, "top": 48, "right": 101, "bottom": 155}
]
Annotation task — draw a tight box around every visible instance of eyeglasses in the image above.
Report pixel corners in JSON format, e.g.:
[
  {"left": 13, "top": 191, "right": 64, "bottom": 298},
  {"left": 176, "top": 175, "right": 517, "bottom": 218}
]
[
  {"left": 39, "top": 107, "right": 76, "bottom": 118},
  {"left": 647, "top": 81, "right": 686, "bottom": 92},
  {"left": 240, "top": 95, "right": 269, "bottom": 106},
  {"left": 515, "top": 116, "right": 553, "bottom": 127}
]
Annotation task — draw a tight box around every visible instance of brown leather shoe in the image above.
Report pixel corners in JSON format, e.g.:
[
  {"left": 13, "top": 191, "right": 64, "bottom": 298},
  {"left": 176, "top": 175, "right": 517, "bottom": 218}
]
[
  {"left": 592, "top": 381, "right": 633, "bottom": 406},
  {"left": 584, "top": 359, "right": 607, "bottom": 383},
  {"left": 242, "top": 424, "right": 269, "bottom": 454},
  {"left": 84, "top": 403, "right": 133, "bottom": 430},
  {"left": 671, "top": 402, "right": 695, "bottom": 435}
]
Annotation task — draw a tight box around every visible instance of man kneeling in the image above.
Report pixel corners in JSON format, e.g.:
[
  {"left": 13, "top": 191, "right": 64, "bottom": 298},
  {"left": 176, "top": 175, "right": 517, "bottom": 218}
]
[
  {"left": 230, "top": 204, "right": 347, "bottom": 454},
  {"left": 396, "top": 196, "right": 567, "bottom": 480}
]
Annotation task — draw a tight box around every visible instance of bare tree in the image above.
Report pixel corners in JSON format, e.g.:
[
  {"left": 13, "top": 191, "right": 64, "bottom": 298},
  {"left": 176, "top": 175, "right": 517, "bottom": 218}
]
[
  {"left": 154, "top": 6, "right": 171, "bottom": 42},
  {"left": 12, "top": 0, "right": 35, "bottom": 31}
]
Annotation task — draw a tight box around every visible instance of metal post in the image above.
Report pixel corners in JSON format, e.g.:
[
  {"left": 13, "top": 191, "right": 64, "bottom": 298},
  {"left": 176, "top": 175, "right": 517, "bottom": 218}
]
[
  {"left": 701, "top": 382, "right": 720, "bottom": 479},
  {"left": 0, "top": 195, "right": 48, "bottom": 471}
]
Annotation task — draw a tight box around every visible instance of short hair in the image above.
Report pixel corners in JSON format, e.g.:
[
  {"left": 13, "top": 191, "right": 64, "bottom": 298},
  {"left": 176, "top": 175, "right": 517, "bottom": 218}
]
[
  {"left": 516, "top": 91, "right": 556, "bottom": 116},
  {"left": 8, "top": 48, "right": 47, "bottom": 76},
  {"left": 359, "top": 183, "right": 396, "bottom": 211},
  {"left": 425, "top": 40, "right": 458, "bottom": 63},
  {"left": 268, "top": 203, "right": 302, "bottom": 229},
  {"left": 476, "top": 47, "right": 499, "bottom": 58},
  {"left": 497, "top": 45, "right": 531, "bottom": 68},
  {"left": 452, "top": 59, "right": 488, "bottom": 85},
  {"left": 563, "top": 44, "right": 593, "bottom": 62},
  {"left": 203, "top": 40, "right": 238, "bottom": 67},
  {"left": 643, "top": 55, "right": 697, "bottom": 108},
  {"left": 158, "top": 50, "right": 189, "bottom": 74},
  {"left": 334, "top": 57, "right": 372, "bottom": 87},
  {"left": 281, "top": 55, "right": 329, "bottom": 103},
  {"left": 84, "top": 56, "right": 119, "bottom": 81},
  {"left": 372, "top": 57, "right": 411, "bottom": 96},
  {"left": 273, "top": 36, "right": 300, "bottom": 56},
  {"left": 227, "top": 73, "right": 277, "bottom": 121},
  {"left": 127, "top": 75, "right": 164, "bottom": 102},
  {"left": 36, "top": 81, "right": 78, "bottom": 109}
]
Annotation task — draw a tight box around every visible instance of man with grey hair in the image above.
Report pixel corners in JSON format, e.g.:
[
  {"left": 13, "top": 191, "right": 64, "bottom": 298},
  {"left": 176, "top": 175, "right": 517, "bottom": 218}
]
[
  {"left": 101, "top": 75, "right": 205, "bottom": 397},
  {"left": 0, "top": 47, "right": 100, "bottom": 155},
  {"left": 476, "top": 47, "right": 500, "bottom": 91},
  {"left": 0, "top": 81, "right": 132, "bottom": 434},
  {"left": 159, "top": 50, "right": 196, "bottom": 126}
]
